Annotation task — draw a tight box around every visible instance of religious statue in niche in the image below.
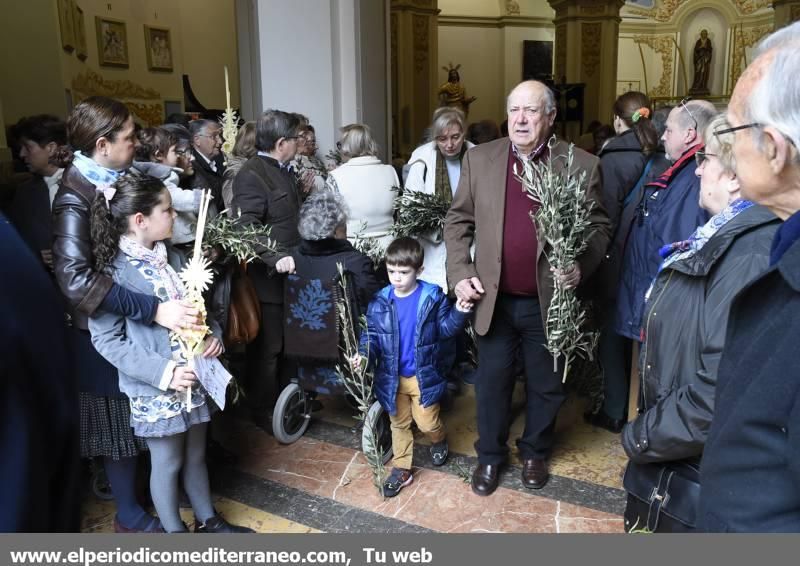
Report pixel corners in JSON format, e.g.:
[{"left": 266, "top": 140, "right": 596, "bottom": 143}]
[
  {"left": 689, "top": 29, "right": 713, "bottom": 95},
  {"left": 438, "top": 63, "right": 477, "bottom": 116}
]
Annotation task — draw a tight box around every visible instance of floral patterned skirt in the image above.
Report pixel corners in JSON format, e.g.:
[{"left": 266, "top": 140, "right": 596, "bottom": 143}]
[{"left": 130, "top": 387, "right": 216, "bottom": 438}]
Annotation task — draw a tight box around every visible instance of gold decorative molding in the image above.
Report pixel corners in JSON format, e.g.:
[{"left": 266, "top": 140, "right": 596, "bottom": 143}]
[
  {"left": 505, "top": 0, "right": 521, "bottom": 16},
  {"left": 728, "top": 24, "right": 772, "bottom": 89},
  {"left": 126, "top": 103, "right": 164, "bottom": 127},
  {"left": 412, "top": 14, "right": 429, "bottom": 74},
  {"left": 580, "top": 5, "right": 606, "bottom": 16},
  {"left": 734, "top": 0, "right": 772, "bottom": 15},
  {"left": 628, "top": 0, "right": 771, "bottom": 22},
  {"left": 71, "top": 69, "right": 161, "bottom": 100},
  {"left": 634, "top": 34, "right": 675, "bottom": 97},
  {"left": 581, "top": 23, "right": 602, "bottom": 77},
  {"left": 438, "top": 15, "right": 552, "bottom": 28}
]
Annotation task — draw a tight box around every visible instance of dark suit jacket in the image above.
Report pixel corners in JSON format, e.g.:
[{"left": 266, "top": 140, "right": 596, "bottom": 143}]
[
  {"left": 231, "top": 154, "right": 301, "bottom": 304},
  {"left": 189, "top": 149, "right": 226, "bottom": 207},
  {"left": 698, "top": 234, "right": 800, "bottom": 532},
  {"left": 444, "top": 137, "right": 611, "bottom": 335},
  {"left": 7, "top": 175, "right": 53, "bottom": 260},
  {"left": 0, "top": 213, "right": 80, "bottom": 532}
]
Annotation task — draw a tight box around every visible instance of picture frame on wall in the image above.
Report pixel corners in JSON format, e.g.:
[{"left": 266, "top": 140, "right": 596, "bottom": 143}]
[
  {"left": 73, "top": 4, "right": 88, "bottom": 61},
  {"left": 58, "top": 0, "right": 76, "bottom": 52},
  {"left": 144, "top": 25, "right": 173, "bottom": 72},
  {"left": 95, "top": 16, "right": 129, "bottom": 68}
]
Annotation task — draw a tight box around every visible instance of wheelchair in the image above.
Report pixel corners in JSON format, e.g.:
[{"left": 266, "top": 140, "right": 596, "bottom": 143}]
[{"left": 272, "top": 272, "right": 393, "bottom": 464}]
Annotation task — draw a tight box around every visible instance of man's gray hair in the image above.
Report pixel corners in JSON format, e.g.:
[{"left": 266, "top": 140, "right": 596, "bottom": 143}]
[
  {"left": 678, "top": 100, "right": 717, "bottom": 141},
  {"left": 255, "top": 109, "right": 300, "bottom": 152},
  {"left": 298, "top": 189, "right": 349, "bottom": 241},
  {"left": 431, "top": 107, "right": 466, "bottom": 139},
  {"left": 188, "top": 119, "right": 218, "bottom": 137},
  {"left": 505, "top": 81, "right": 557, "bottom": 115},
  {"left": 745, "top": 21, "right": 800, "bottom": 155}
]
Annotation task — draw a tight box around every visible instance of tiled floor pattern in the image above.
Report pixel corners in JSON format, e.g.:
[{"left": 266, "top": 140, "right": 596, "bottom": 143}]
[{"left": 81, "top": 383, "right": 627, "bottom": 533}]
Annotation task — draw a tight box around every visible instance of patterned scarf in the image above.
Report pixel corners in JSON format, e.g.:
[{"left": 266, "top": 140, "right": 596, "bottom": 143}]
[
  {"left": 118, "top": 236, "right": 186, "bottom": 301},
  {"left": 71, "top": 151, "right": 126, "bottom": 188},
  {"left": 434, "top": 144, "right": 467, "bottom": 206},
  {"left": 658, "top": 198, "right": 754, "bottom": 272}
]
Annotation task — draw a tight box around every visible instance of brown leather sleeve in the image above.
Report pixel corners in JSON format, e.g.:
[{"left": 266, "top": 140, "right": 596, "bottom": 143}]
[
  {"left": 577, "top": 159, "right": 612, "bottom": 281},
  {"left": 444, "top": 149, "right": 479, "bottom": 289},
  {"left": 52, "top": 190, "right": 113, "bottom": 316}
]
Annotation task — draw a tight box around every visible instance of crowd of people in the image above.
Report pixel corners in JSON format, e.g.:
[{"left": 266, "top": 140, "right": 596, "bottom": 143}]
[{"left": 2, "top": 20, "right": 800, "bottom": 534}]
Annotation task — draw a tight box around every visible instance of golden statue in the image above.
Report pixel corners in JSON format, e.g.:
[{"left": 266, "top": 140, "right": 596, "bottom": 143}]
[{"left": 438, "top": 64, "right": 476, "bottom": 116}]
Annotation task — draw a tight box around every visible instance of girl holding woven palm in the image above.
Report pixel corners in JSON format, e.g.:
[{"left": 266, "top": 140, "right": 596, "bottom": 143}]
[{"left": 88, "top": 174, "right": 252, "bottom": 534}]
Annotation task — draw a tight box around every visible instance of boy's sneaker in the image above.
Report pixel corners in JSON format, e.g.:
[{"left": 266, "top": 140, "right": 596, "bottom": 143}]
[
  {"left": 430, "top": 441, "right": 449, "bottom": 467},
  {"left": 382, "top": 468, "right": 413, "bottom": 497}
]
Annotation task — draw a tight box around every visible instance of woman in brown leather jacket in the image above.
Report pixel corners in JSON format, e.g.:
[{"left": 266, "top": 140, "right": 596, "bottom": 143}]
[{"left": 52, "top": 96, "right": 198, "bottom": 532}]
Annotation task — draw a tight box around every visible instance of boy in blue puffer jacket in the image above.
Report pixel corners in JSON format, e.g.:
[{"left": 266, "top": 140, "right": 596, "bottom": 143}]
[{"left": 353, "top": 237, "right": 472, "bottom": 497}]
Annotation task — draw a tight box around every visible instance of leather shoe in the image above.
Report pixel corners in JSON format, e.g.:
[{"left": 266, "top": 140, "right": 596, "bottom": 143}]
[
  {"left": 471, "top": 464, "right": 501, "bottom": 496},
  {"left": 584, "top": 411, "right": 625, "bottom": 434},
  {"left": 521, "top": 459, "right": 549, "bottom": 489}
]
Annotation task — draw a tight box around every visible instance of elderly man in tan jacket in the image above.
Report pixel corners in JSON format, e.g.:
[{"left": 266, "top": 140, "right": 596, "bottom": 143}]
[{"left": 444, "top": 80, "right": 611, "bottom": 496}]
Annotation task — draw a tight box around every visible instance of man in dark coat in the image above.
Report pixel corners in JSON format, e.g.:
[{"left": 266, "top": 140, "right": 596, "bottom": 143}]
[
  {"left": 230, "top": 109, "right": 303, "bottom": 427},
  {"left": 444, "top": 80, "right": 611, "bottom": 496},
  {"left": 698, "top": 22, "right": 800, "bottom": 532},
  {"left": 188, "top": 119, "right": 226, "bottom": 206},
  {"left": 615, "top": 101, "right": 718, "bottom": 342},
  {"left": 0, "top": 214, "right": 79, "bottom": 532}
]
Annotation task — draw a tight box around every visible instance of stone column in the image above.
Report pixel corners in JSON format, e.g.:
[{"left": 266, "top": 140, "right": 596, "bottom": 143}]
[
  {"left": 235, "top": 0, "right": 390, "bottom": 161},
  {"left": 390, "top": 0, "right": 439, "bottom": 160},
  {"left": 548, "top": 0, "right": 625, "bottom": 136},
  {"left": 773, "top": 0, "right": 800, "bottom": 29}
]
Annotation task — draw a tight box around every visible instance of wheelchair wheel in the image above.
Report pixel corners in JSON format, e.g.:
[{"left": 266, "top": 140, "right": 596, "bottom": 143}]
[
  {"left": 90, "top": 465, "right": 114, "bottom": 501},
  {"left": 362, "top": 401, "right": 394, "bottom": 465},
  {"left": 272, "top": 383, "right": 311, "bottom": 444}
]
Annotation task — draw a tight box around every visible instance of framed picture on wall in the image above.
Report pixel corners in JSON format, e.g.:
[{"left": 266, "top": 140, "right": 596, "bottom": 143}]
[
  {"left": 58, "top": 0, "right": 76, "bottom": 52},
  {"left": 522, "top": 40, "right": 553, "bottom": 83},
  {"left": 144, "top": 25, "right": 173, "bottom": 72},
  {"left": 73, "top": 4, "right": 88, "bottom": 61},
  {"left": 95, "top": 16, "right": 129, "bottom": 68}
]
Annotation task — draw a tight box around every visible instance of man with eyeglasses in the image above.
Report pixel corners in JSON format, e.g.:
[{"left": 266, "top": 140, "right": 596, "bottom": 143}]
[
  {"left": 230, "top": 110, "right": 304, "bottom": 429},
  {"left": 188, "top": 119, "right": 226, "bottom": 207},
  {"left": 697, "top": 21, "right": 800, "bottom": 533},
  {"left": 615, "top": 98, "right": 716, "bottom": 344}
]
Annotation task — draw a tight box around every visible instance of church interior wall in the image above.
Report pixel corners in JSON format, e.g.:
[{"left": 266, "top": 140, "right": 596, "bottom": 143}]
[{"left": 0, "top": 0, "right": 240, "bottom": 127}]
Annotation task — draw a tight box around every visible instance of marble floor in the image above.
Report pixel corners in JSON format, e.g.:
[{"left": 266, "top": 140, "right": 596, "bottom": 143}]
[{"left": 81, "top": 382, "right": 629, "bottom": 533}]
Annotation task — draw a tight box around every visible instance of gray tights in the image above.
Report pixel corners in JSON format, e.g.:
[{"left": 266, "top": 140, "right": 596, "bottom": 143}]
[{"left": 145, "top": 423, "right": 215, "bottom": 532}]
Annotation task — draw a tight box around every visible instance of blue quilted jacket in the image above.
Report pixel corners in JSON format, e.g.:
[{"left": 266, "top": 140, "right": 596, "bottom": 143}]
[{"left": 360, "top": 280, "right": 470, "bottom": 415}]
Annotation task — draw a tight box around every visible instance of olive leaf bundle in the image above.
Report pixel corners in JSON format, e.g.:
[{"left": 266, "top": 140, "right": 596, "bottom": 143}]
[
  {"left": 516, "top": 136, "right": 598, "bottom": 382},
  {"left": 202, "top": 210, "right": 280, "bottom": 264},
  {"left": 391, "top": 187, "right": 450, "bottom": 239}
]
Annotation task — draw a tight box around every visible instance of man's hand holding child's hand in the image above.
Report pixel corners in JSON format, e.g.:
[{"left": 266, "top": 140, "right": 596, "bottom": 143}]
[
  {"left": 456, "top": 298, "right": 474, "bottom": 312},
  {"left": 202, "top": 336, "right": 224, "bottom": 358}
]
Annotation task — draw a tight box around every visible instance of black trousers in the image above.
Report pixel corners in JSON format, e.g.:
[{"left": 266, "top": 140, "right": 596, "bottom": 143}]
[
  {"left": 475, "top": 294, "right": 566, "bottom": 465},
  {"left": 246, "top": 302, "right": 285, "bottom": 416}
]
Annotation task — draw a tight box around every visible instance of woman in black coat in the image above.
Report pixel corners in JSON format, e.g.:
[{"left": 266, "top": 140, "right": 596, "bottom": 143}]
[
  {"left": 587, "top": 92, "right": 661, "bottom": 433},
  {"left": 621, "top": 115, "right": 780, "bottom": 532}
]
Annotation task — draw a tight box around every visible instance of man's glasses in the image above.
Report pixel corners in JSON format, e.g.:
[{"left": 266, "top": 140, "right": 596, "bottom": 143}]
[
  {"left": 694, "top": 150, "right": 717, "bottom": 166},
  {"left": 679, "top": 96, "right": 698, "bottom": 131},
  {"left": 714, "top": 122, "right": 797, "bottom": 148}
]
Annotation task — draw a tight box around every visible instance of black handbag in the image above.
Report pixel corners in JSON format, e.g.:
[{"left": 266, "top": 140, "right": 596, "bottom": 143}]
[{"left": 622, "top": 460, "right": 700, "bottom": 532}]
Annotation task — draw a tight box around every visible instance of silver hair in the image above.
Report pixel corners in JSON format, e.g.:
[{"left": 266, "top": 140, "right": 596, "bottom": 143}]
[
  {"left": 505, "top": 80, "right": 557, "bottom": 115},
  {"left": 188, "top": 119, "right": 219, "bottom": 137},
  {"left": 674, "top": 100, "right": 717, "bottom": 140},
  {"left": 745, "top": 21, "right": 800, "bottom": 158},
  {"left": 430, "top": 107, "right": 466, "bottom": 138},
  {"left": 703, "top": 113, "right": 736, "bottom": 175},
  {"left": 298, "top": 189, "right": 349, "bottom": 241},
  {"left": 338, "top": 123, "right": 379, "bottom": 159}
]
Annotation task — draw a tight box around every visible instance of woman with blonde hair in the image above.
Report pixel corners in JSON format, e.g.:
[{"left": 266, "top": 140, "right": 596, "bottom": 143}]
[
  {"left": 222, "top": 121, "right": 257, "bottom": 212},
  {"left": 327, "top": 123, "right": 398, "bottom": 251},
  {"left": 404, "top": 107, "right": 473, "bottom": 291}
]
